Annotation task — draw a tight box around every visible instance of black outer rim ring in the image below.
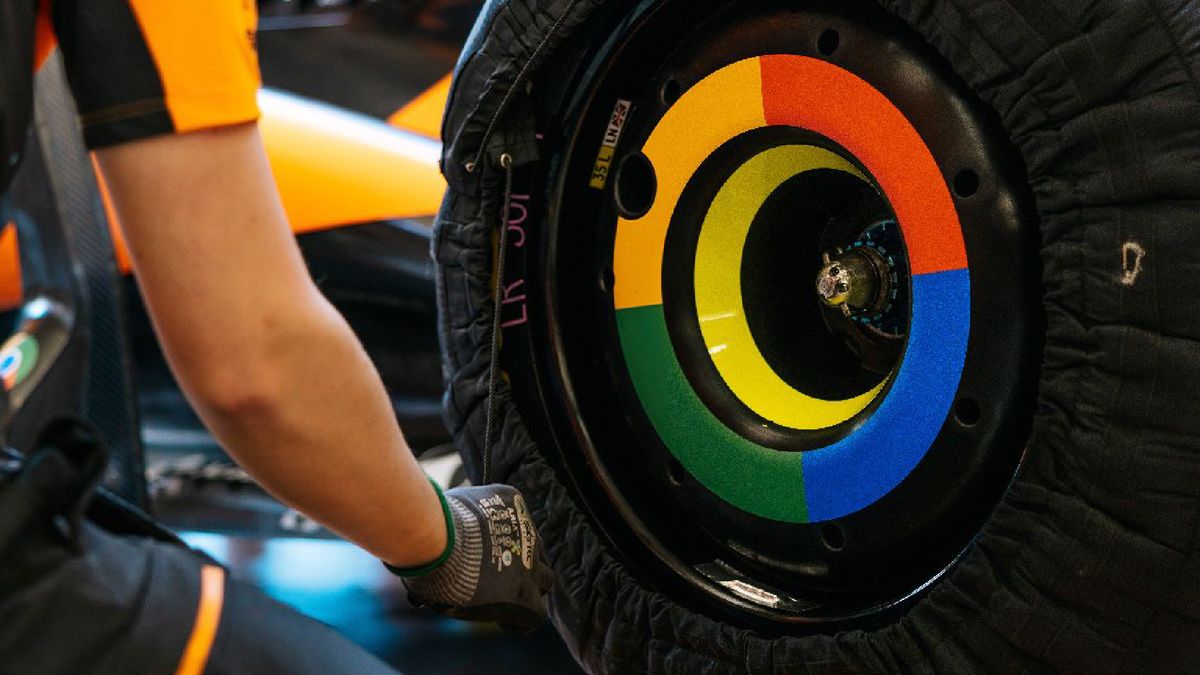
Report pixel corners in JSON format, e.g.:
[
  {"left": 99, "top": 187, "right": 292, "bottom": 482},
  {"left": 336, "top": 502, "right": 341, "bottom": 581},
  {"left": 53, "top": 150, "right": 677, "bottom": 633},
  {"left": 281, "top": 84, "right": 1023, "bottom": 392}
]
[{"left": 504, "top": 0, "right": 1043, "bottom": 629}]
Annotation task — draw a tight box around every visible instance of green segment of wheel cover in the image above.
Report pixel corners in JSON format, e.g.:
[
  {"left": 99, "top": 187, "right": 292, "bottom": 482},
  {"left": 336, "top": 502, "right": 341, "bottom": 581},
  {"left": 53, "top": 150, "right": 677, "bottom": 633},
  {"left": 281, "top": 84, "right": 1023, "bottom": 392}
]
[{"left": 615, "top": 304, "right": 808, "bottom": 522}]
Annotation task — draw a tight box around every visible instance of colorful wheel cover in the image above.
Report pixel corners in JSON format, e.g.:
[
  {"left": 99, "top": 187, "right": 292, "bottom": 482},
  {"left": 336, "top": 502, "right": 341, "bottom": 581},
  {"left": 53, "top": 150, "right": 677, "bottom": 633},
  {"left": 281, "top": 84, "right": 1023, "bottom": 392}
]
[{"left": 613, "top": 55, "right": 970, "bottom": 523}]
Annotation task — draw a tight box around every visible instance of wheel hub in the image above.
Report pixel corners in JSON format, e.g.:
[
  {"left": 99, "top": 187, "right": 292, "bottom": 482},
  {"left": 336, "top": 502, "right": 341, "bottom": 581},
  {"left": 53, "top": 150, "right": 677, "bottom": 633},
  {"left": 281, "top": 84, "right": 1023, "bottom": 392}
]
[{"left": 817, "top": 230, "right": 897, "bottom": 324}]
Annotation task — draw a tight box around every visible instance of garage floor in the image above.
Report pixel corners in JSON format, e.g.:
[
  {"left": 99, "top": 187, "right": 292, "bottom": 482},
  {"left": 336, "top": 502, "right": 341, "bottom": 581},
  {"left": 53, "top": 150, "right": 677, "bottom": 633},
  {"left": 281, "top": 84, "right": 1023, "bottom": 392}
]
[{"left": 183, "top": 532, "right": 582, "bottom": 675}]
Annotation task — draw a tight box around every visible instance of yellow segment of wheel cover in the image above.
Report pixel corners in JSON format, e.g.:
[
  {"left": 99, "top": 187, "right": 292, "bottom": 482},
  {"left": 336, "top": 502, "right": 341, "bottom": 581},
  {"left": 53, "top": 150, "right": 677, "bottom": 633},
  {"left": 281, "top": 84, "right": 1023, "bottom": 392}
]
[
  {"left": 695, "top": 145, "right": 886, "bottom": 430},
  {"left": 612, "top": 58, "right": 886, "bottom": 430}
]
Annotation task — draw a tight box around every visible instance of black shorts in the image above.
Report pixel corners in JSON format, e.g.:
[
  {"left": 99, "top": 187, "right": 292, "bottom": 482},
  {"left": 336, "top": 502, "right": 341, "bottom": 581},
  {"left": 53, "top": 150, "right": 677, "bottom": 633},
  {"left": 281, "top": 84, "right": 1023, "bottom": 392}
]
[{"left": 0, "top": 429, "right": 400, "bottom": 675}]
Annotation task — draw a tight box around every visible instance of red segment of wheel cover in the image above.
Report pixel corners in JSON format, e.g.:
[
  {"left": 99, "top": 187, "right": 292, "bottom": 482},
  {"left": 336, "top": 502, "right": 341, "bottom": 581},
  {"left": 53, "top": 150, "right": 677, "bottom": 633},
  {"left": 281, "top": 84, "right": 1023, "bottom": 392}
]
[{"left": 759, "top": 54, "right": 967, "bottom": 276}]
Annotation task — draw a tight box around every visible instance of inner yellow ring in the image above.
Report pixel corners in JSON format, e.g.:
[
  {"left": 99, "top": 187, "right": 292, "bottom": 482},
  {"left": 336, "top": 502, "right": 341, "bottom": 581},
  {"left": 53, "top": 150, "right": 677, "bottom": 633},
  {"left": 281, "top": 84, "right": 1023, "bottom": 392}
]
[{"left": 695, "top": 144, "right": 887, "bottom": 430}]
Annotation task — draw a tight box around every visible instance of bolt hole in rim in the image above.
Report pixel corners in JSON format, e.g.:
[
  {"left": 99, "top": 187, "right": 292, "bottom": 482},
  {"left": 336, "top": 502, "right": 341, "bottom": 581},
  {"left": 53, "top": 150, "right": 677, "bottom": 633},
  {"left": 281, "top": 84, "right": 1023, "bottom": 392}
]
[
  {"left": 523, "top": 0, "right": 1041, "bottom": 628},
  {"left": 821, "top": 523, "right": 846, "bottom": 552},
  {"left": 817, "top": 29, "right": 841, "bottom": 56},
  {"left": 955, "top": 398, "right": 982, "bottom": 427},
  {"left": 662, "top": 78, "right": 684, "bottom": 105},
  {"left": 614, "top": 151, "right": 658, "bottom": 219},
  {"left": 953, "top": 169, "right": 981, "bottom": 198}
]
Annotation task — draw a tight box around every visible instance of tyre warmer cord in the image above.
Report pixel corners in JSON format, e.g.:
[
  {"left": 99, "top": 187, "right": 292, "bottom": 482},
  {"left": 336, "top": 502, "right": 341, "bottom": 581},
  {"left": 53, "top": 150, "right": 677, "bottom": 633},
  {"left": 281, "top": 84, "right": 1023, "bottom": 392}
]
[
  {"left": 482, "top": 152, "right": 516, "bottom": 484},
  {"left": 476, "top": 0, "right": 585, "bottom": 483}
]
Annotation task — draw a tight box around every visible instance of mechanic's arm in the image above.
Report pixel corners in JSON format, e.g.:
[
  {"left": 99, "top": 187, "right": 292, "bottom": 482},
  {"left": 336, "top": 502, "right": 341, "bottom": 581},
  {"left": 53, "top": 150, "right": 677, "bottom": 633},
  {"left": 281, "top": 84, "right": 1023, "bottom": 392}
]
[{"left": 94, "top": 122, "right": 445, "bottom": 568}]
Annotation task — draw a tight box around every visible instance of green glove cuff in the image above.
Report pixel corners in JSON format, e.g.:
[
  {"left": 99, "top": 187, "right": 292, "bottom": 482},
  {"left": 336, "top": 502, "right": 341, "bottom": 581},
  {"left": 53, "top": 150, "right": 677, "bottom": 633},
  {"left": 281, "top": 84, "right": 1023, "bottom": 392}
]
[{"left": 384, "top": 477, "right": 456, "bottom": 577}]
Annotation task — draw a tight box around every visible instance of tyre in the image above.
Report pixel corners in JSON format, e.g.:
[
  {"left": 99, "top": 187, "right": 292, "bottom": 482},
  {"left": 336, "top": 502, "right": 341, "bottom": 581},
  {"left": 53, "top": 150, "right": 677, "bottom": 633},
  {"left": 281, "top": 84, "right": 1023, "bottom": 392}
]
[{"left": 435, "top": 0, "right": 1200, "bottom": 671}]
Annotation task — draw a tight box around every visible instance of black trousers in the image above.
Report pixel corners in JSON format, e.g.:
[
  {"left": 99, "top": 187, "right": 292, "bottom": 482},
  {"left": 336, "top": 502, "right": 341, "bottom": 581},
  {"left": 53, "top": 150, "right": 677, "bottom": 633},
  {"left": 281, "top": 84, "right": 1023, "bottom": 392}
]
[{"left": 0, "top": 424, "right": 400, "bottom": 675}]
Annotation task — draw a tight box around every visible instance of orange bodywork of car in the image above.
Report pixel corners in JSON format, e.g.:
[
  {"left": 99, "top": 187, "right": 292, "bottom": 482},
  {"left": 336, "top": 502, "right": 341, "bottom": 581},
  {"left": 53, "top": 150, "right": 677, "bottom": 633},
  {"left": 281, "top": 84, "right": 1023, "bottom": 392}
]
[
  {"left": 0, "top": 82, "right": 450, "bottom": 311},
  {"left": 387, "top": 73, "right": 451, "bottom": 140},
  {"left": 0, "top": 226, "right": 20, "bottom": 309}
]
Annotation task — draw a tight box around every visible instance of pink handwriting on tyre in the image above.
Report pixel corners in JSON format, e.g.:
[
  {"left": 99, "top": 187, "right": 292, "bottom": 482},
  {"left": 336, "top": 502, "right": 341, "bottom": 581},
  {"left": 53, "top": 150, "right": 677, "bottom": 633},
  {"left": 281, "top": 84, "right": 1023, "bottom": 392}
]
[{"left": 502, "top": 193, "right": 531, "bottom": 329}]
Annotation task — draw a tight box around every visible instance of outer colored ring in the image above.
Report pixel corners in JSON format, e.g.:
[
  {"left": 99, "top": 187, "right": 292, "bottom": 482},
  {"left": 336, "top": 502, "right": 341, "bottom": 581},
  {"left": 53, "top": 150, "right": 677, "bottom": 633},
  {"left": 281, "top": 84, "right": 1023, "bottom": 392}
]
[
  {"left": 614, "top": 55, "right": 970, "bottom": 522},
  {"left": 694, "top": 144, "right": 886, "bottom": 430}
]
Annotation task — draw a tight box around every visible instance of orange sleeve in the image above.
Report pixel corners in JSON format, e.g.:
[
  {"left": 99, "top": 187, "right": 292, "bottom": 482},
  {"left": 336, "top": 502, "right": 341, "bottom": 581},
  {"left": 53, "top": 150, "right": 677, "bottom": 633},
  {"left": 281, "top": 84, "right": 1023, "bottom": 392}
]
[
  {"left": 51, "top": 0, "right": 261, "bottom": 148},
  {"left": 125, "top": 0, "right": 261, "bottom": 134}
]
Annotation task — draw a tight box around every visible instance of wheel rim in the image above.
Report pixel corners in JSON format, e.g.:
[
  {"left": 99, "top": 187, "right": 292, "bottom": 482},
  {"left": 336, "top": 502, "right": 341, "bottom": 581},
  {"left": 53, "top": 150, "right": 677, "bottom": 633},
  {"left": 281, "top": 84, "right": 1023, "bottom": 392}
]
[
  {"left": 514, "top": 0, "right": 1041, "bottom": 627},
  {"left": 614, "top": 54, "right": 973, "bottom": 523}
]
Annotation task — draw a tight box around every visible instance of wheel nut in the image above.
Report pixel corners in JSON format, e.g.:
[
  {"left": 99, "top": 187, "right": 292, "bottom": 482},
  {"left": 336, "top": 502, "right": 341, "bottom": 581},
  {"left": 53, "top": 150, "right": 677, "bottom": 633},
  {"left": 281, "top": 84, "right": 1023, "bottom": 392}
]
[
  {"left": 817, "top": 260, "right": 854, "bottom": 307},
  {"left": 816, "top": 249, "right": 886, "bottom": 313}
]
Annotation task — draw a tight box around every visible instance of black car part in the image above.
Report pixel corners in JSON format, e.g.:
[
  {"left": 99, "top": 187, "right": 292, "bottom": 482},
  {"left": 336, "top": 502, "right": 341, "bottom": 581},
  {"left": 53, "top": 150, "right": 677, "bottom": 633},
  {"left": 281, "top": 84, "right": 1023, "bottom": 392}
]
[{"left": 2, "top": 55, "right": 144, "bottom": 505}]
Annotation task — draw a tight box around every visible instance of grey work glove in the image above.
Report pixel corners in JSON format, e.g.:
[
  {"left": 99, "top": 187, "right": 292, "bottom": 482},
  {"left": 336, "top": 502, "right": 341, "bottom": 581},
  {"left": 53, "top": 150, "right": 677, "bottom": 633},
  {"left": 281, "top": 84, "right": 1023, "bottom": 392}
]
[{"left": 387, "top": 482, "right": 553, "bottom": 633}]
